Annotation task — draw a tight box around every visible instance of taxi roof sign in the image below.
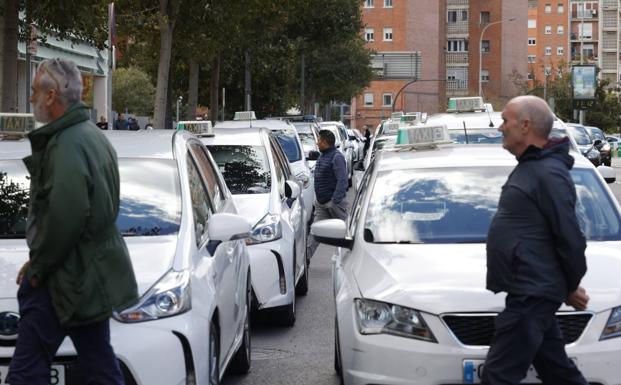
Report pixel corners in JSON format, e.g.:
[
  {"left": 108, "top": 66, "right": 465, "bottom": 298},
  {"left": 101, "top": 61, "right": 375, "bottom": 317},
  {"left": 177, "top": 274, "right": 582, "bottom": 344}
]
[
  {"left": 395, "top": 124, "right": 451, "bottom": 148},
  {"left": 391, "top": 111, "right": 404, "bottom": 120},
  {"left": 234, "top": 111, "right": 257, "bottom": 121},
  {"left": 447, "top": 97, "right": 485, "bottom": 113},
  {"left": 400, "top": 112, "right": 422, "bottom": 124},
  {"left": 177, "top": 120, "right": 214, "bottom": 137},
  {"left": 0, "top": 113, "right": 36, "bottom": 136}
]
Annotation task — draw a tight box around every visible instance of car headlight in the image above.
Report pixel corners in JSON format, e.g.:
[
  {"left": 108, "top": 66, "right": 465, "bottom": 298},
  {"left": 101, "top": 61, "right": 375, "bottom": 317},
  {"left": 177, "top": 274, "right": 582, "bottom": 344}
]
[
  {"left": 296, "top": 172, "right": 310, "bottom": 189},
  {"left": 354, "top": 298, "right": 436, "bottom": 342},
  {"left": 114, "top": 270, "right": 191, "bottom": 323},
  {"left": 245, "top": 213, "right": 282, "bottom": 245},
  {"left": 587, "top": 149, "right": 599, "bottom": 159},
  {"left": 601, "top": 306, "right": 621, "bottom": 340},
  {"left": 602, "top": 143, "right": 611, "bottom": 152}
]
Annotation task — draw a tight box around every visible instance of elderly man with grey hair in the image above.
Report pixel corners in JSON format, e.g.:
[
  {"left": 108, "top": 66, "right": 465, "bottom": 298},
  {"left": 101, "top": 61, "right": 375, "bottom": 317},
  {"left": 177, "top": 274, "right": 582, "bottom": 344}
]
[
  {"left": 8, "top": 58, "right": 138, "bottom": 384},
  {"left": 482, "top": 95, "right": 589, "bottom": 384}
]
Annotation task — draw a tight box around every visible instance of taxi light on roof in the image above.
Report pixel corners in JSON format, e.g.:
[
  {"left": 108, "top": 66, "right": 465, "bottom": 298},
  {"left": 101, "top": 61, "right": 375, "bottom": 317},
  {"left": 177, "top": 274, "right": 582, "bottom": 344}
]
[
  {"left": 396, "top": 125, "right": 451, "bottom": 147},
  {"left": 400, "top": 112, "right": 422, "bottom": 124},
  {"left": 447, "top": 97, "right": 485, "bottom": 113},
  {"left": 391, "top": 111, "right": 404, "bottom": 120},
  {"left": 0, "top": 113, "right": 36, "bottom": 137},
  {"left": 383, "top": 122, "right": 401, "bottom": 133},
  {"left": 177, "top": 120, "right": 214, "bottom": 137},
  {"left": 234, "top": 111, "right": 257, "bottom": 121}
]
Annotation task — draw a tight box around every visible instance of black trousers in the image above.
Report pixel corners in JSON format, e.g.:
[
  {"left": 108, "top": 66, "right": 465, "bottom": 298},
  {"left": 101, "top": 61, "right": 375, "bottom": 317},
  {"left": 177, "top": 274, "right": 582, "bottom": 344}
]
[
  {"left": 482, "top": 295, "right": 588, "bottom": 385},
  {"left": 7, "top": 277, "right": 125, "bottom": 385}
]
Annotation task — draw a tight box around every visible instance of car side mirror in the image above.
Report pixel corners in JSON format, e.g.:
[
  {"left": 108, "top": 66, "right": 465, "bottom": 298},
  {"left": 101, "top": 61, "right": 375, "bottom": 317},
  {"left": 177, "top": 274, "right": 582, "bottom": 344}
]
[
  {"left": 307, "top": 150, "right": 320, "bottom": 161},
  {"left": 285, "top": 180, "right": 301, "bottom": 200},
  {"left": 593, "top": 139, "right": 603, "bottom": 148},
  {"left": 208, "top": 213, "right": 251, "bottom": 242},
  {"left": 597, "top": 165, "right": 616, "bottom": 184},
  {"left": 311, "top": 219, "right": 353, "bottom": 249}
]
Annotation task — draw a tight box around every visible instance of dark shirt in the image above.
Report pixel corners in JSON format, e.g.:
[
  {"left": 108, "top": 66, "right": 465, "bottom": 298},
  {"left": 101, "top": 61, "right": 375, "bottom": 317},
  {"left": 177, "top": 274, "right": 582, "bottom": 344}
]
[
  {"left": 313, "top": 146, "right": 348, "bottom": 204},
  {"left": 486, "top": 137, "right": 587, "bottom": 303},
  {"left": 114, "top": 119, "right": 129, "bottom": 130}
]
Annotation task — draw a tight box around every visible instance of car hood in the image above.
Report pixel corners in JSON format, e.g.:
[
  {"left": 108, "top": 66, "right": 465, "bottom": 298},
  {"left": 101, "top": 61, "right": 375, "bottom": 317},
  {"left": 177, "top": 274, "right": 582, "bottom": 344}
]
[
  {"left": 0, "top": 236, "right": 177, "bottom": 299},
  {"left": 232, "top": 193, "right": 271, "bottom": 226},
  {"left": 577, "top": 144, "right": 594, "bottom": 154},
  {"left": 352, "top": 242, "right": 621, "bottom": 314}
]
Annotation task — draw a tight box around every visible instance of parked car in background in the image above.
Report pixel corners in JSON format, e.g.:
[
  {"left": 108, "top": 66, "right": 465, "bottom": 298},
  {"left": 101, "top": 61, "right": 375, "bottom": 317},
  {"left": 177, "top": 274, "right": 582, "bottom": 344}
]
[
  {"left": 292, "top": 121, "right": 320, "bottom": 170},
  {"left": 607, "top": 135, "right": 620, "bottom": 154},
  {"left": 585, "top": 126, "right": 612, "bottom": 166},
  {"left": 566, "top": 123, "right": 602, "bottom": 166},
  {"left": 0, "top": 129, "right": 253, "bottom": 385},
  {"left": 347, "top": 128, "right": 364, "bottom": 162}
]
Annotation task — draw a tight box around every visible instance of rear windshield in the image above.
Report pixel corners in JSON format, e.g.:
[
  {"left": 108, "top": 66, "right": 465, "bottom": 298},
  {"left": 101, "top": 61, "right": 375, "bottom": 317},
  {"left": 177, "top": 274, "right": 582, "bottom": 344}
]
[
  {"left": 207, "top": 145, "right": 271, "bottom": 194},
  {"left": 450, "top": 129, "right": 503, "bottom": 144},
  {"left": 567, "top": 126, "right": 592, "bottom": 145},
  {"left": 0, "top": 159, "right": 182, "bottom": 239}
]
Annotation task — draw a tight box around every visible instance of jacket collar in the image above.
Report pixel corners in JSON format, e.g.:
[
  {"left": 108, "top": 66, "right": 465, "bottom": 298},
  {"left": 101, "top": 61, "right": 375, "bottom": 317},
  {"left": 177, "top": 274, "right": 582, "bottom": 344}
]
[
  {"left": 320, "top": 145, "right": 337, "bottom": 155},
  {"left": 28, "top": 102, "right": 90, "bottom": 151},
  {"left": 517, "top": 136, "right": 574, "bottom": 169}
]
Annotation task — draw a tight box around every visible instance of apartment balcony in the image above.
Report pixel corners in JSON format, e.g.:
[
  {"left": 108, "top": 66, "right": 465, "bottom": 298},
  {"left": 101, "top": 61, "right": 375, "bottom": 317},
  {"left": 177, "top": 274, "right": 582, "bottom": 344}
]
[
  {"left": 571, "top": 54, "right": 598, "bottom": 63},
  {"left": 447, "top": 21, "right": 469, "bottom": 36},
  {"left": 571, "top": 11, "right": 598, "bottom": 20},
  {"left": 447, "top": 0, "right": 469, "bottom": 6},
  {"left": 570, "top": 33, "right": 598, "bottom": 42},
  {"left": 602, "top": 0, "right": 618, "bottom": 10},
  {"left": 446, "top": 52, "right": 469, "bottom": 64},
  {"left": 446, "top": 79, "right": 469, "bottom": 92}
]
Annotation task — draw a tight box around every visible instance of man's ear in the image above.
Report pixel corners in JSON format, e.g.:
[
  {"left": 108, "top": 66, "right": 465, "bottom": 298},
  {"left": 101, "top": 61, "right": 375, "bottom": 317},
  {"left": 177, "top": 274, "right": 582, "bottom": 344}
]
[
  {"left": 44, "top": 88, "right": 57, "bottom": 107},
  {"left": 520, "top": 118, "right": 532, "bottom": 135}
]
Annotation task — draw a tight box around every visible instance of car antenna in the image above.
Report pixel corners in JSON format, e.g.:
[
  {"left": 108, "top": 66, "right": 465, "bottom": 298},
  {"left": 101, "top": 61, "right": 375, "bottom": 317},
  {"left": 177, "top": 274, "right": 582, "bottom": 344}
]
[
  {"left": 462, "top": 120, "right": 469, "bottom": 144},
  {"left": 485, "top": 104, "right": 495, "bottom": 128}
]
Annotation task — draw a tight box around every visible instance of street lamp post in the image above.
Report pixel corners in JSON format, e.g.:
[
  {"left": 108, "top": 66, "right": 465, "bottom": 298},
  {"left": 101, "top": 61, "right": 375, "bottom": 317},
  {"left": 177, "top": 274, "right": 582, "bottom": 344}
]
[{"left": 479, "top": 17, "right": 516, "bottom": 98}]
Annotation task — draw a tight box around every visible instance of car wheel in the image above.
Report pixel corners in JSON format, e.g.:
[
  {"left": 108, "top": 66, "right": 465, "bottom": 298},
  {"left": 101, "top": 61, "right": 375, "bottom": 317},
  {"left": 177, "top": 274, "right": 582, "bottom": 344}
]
[
  {"left": 335, "top": 318, "right": 344, "bottom": 383},
  {"left": 229, "top": 270, "right": 252, "bottom": 374},
  {"left": 209, "top": 320, "right": 220, "bottom": 385},
  {"left": 296, "top": 248, "right": 309, "bottom": 296}
]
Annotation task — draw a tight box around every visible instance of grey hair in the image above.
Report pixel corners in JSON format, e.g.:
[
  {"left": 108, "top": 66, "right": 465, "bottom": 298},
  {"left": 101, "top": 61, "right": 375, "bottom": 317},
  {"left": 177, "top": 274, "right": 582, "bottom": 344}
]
[
  {"left": 511, "top": 95, "right": 554, "bottom": 138},
  {"left": 37, "top": 58, "right": 83, "bottom": 106}
]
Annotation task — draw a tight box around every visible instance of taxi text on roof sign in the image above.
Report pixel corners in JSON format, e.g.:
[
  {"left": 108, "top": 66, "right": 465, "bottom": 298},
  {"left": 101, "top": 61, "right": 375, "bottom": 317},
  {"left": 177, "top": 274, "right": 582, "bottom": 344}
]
[
  {"left": 447, "top": 97, "right": 485, "bottom": 113},
  {"left": 396, "top": 124, "right": 451, "bottom": 147},
  {"left": 177, "top": 120, "right": 214, "bottom": 136},
  {"left": 0, "top": 113, "right": 36, "bottom": 135}
]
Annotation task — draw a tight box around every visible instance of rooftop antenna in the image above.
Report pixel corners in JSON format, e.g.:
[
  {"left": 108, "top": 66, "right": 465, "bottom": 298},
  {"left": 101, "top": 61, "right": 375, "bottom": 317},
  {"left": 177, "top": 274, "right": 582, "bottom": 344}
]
[
  {"left": 485, "top": 104, "right": 495, "bottom": 128},
  {"left": 462, "top": 120, "right": 469, "bottom": 144}
]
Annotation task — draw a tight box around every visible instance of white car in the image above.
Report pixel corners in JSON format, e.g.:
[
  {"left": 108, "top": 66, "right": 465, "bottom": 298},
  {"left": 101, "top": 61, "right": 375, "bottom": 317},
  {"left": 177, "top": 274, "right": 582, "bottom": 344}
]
[
  {"left": 202, "top": 124, "right": 309, "bottom": 326},
  {"left": 0, "top": 129, "right": 252, "bottom": 385},
  {"left": 347, "top": 129, "right": 364, "bottom": 162},
  {"left": 292, "top": 121, "right": 320, "bottom": 171},
  {"left": 313, "top": 129, "right": 621, "bottom": 385}
]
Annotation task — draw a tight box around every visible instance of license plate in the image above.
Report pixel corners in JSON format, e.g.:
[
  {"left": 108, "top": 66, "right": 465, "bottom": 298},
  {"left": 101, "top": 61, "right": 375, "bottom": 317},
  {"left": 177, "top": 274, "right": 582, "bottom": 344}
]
[
  {"left": 0, "top": 364, "right": 65, "bottom": 384},
  {"left": 462, "top": 360, "right": 539, "bottom": 384}
]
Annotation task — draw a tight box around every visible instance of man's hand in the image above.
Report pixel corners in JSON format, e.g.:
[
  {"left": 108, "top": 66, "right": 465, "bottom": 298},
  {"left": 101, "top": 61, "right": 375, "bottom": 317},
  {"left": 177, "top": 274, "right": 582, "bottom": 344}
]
[
  {"left": 16, "top": 261, "right": 30, "bottom": 285},
  {"left": 567, "top": 286, "right": 589, "bottom": 311}
]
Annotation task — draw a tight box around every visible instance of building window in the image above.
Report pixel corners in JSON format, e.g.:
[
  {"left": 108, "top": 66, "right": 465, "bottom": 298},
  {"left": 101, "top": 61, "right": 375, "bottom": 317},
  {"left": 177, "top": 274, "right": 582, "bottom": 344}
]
[
  {"left": 481, "top": 40, "right": 490, "bottom": 53},
  {"left": 448, "top": 10, "right": 468, "bottom": 23},
  {"left": 384, "top": 0, "right": 392, "bottom": 7},
  {"left": 480, "top": 12, "right": 490, "bottom": 24},
  {"left": 545, "top": 46, "right": 552, "bottom": 55},
  {"left": 545, "top": 3, "right": 552, "bottom": 13},
  {"left": 557, "top": 46, "right": 564, "bottom": 55},
  {"left": 382, "top": 94, "right": 392, "bottom": 107},
  {"left": 365, "top": 0, "right": 374, "bottom": 8},
  {"left": 557, "top": 25, "right": 564, "bottom": 34},
  {"left": 481, "top": 70, "right": 490, "bottom": 82},
  {"left": 365, "top": 28, "right": 374, "bottom": 42},
  {"left": 528, "top": 55, "right": 536, "bottom": 63},
  {"left": 528, "top": 19, "right": 537, "bottom": 28},
  {"left": 527, "top": 72, "right": 535, "bottom": 80},
  {"left": 383, "top": 28, "right": 393, "bottom": 41},
  {"left": 579, "top": 23, "right": 593, "bottom": 39},
  {"left": 364, "top": 93, "right": 374, "bottom": 106},
  {"left": 545, "top": 25, "right": 552, "bottom": 34},
  {"left": 557, "top": 3, "right": 564, "bottom": 13},
  {"left": 447, "top": 39, "right": 469, "bottom": 52},
  {"left": 528, "top": 38, "right": 536, "bottom": 46}
]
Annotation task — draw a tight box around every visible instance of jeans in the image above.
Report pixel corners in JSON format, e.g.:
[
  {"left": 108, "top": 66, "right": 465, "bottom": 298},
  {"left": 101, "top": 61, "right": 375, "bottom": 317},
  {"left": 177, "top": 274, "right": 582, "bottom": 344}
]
[{"left": 307, "top": 199, "right": 349, "bottom": 258}]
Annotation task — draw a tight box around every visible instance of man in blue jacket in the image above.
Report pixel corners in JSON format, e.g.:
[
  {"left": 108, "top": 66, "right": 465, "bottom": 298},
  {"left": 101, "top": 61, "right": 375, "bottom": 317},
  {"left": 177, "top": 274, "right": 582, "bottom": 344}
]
[
  {"left": 483, "top": 96, "right": 589, "bottom": 384},
  {"left": 307, "top": 129, "right": 349, "bottom": 257}
]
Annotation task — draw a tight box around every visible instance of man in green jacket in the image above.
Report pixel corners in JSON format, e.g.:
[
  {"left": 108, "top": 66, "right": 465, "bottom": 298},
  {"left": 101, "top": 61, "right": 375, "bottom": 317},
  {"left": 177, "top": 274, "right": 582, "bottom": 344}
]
[{"left": 8, "top": 58, "right": 139, "bottom": 385}]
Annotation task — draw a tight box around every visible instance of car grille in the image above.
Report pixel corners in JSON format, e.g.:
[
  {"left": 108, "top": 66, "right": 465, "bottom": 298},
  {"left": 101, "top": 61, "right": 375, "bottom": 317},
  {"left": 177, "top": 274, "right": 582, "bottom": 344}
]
[{"left": 441, "top": 313, "right": 592, "bottom": 346}]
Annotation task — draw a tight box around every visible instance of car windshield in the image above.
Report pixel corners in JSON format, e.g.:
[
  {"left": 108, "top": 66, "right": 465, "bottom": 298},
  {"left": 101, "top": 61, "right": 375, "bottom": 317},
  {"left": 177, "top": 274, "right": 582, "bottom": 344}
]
[
  {"left": 273, "top": 131, "right": 303, "bottom": 162},
  {"left": 293, "top": 123, "right": 314, "bottom": 135},
  {"left": 298, "top": 132, "right": 317, "bottom": 149},
  {"left": 364, "top": 167, "right": 621, "bottom": 244},
  {"left": 567, "top": 126, "right": 592, "bottom": 145},
  {"left": 0, "top": 159, "right": 182, "bottom": 239},
  {"left": 589, "top": 128, "right": 605, "bottom": 141},
  {"left": 207, "top": 145, "right": 271, "bottom": 194},
  {"left": 449, "top": 129, "right": 503, "bottom": 144}
]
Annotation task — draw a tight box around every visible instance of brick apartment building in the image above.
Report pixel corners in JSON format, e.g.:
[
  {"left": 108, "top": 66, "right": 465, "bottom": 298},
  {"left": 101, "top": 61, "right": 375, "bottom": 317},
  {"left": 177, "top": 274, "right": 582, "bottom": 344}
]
[{"left": 353, "top": 0, "right": 528, "bottom": 131}]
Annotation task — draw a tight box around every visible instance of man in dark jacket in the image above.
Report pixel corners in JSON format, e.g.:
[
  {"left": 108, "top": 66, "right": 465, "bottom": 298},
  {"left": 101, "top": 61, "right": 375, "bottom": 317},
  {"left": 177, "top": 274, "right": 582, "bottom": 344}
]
[
  {"left": 8, "top": 58, "right": 138, "bottom": 385},
  {"left": 307, "top": 129, "right": 349, "bottom": 257},
  {"left": 483, "top": 96, "right": 589, "bottom": 385}
]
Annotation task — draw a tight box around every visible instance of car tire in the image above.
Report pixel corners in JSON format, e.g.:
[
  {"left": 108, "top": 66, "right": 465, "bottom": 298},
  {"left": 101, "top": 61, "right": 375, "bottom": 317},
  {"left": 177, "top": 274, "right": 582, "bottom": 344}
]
[
  {"left": 229, "top": 271, "right": 252, "bottom": 374},
  {"left": 209, "top": 319, "right": 220, "bottom": 385},
  {"left": 296, "top": 249, "right": 309, "bottom": 296}
]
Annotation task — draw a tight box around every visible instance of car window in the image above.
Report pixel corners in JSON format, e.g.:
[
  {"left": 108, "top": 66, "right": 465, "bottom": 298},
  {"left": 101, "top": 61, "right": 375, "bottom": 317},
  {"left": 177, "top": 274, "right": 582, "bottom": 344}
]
[
  {"left": 348, "top": 162, "right": 375, "bottom": 236},
  {"left": 187, "top": 154, "right": 214, "bottom": 246},
  {"left": 273, "top": 130, "right": 303, "bottom": 162},
  {"left": 270, "top": 136, "right": 293, "bottom": 179},
  {"left": 207, "top": 145, "right": 271, "bottom": 194},
  {"left": 269, "top": 142, "right": 286, "bottom": 197},
  {"left": 293, "top": 123, "right": 314, "bottom": 134},
  {"left": 589, "top": 128, "right": 605, "bottom": 141},
  {"left": 0, "top": 160, "right": 30, "bottom": 238},
  {"left": 449, "top": 129, "right": 503, "bottom": 144},
  {"left": 364, "top": 166, "right": 621, "bottom": 244},
  {"left": 567, "top": 126, "right": 592, "bottom": 145},
  {"left": 189, "top": 143, "right": 225, "bottom": 210}
]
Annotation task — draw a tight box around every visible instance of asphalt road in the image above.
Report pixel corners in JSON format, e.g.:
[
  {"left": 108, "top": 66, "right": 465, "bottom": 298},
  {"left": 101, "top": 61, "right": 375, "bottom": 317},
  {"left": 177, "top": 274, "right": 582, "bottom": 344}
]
[{"left": 222, "top": 157, "right": 621, "bottom": 385}]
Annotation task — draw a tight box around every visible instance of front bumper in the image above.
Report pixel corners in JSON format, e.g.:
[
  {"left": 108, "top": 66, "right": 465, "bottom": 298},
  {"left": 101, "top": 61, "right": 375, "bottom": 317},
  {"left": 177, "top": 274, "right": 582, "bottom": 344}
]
[
  {"left": 247, "top": 239, "right": 295, "bottom": 310},
  {"left": 338, "top": 305, "right": 621, "bottom": 385}
]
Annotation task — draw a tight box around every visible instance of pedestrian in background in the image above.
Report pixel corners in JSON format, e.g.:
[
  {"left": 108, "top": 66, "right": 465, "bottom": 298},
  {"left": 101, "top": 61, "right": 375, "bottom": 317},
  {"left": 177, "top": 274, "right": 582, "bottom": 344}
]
[
  {"left": 96, "top": 115, "right": 108, "bottom": 130},
  {"left": 114, "top": 112, "right": 129, "bottom": 130},
  {"left": 7, "top": 58, "right": 139, "bottom": 385},
  {"left": 363, "top": 125, "right": 371, "bottom": 157},
  {"left": 483, "top": 95, "right": 589, "bottom": 385},
  {"left": 307, "top": 129, "right": 349, "bottom": 258}
]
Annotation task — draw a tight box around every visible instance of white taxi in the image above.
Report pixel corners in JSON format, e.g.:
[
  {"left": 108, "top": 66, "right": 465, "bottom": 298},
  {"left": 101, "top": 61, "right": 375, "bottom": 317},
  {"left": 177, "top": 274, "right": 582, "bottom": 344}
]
[
  {"left": 312, "top": 125, "right": 621, "bottom": 385},
  {"left": 199, "top": 122, "right": 309, "bottom": 326},
  {"left": 0, "top": 128, "right": 252, "bottom": 385}
]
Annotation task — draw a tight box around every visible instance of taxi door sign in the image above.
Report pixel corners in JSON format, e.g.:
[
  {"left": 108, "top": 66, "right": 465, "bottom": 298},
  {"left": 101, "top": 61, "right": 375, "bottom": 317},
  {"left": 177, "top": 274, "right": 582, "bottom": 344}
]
[{"left": 0, "top": 113, "right": 36, "bottom": 135}]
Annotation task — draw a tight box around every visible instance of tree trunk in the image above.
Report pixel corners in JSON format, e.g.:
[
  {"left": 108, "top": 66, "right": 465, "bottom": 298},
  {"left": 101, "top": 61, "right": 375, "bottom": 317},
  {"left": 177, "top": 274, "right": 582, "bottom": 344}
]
[
  {"left": 1, "top": 0, "right": 19, "bottom": 112},
  {"left": 209, "top": 54, "right": 220, "bottom": 123},
  {"left": 187, "top": 58, "right": 199, "bottom": 119},
  {"left": 153, "top": 0, "right": 176, "bottom": 129}
]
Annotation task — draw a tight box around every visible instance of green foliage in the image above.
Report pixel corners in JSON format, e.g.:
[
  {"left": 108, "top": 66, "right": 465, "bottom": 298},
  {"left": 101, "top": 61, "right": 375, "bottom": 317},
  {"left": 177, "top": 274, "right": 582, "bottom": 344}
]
[{"left": 112, "top": 67, "right": 156, "bottom": 115}]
